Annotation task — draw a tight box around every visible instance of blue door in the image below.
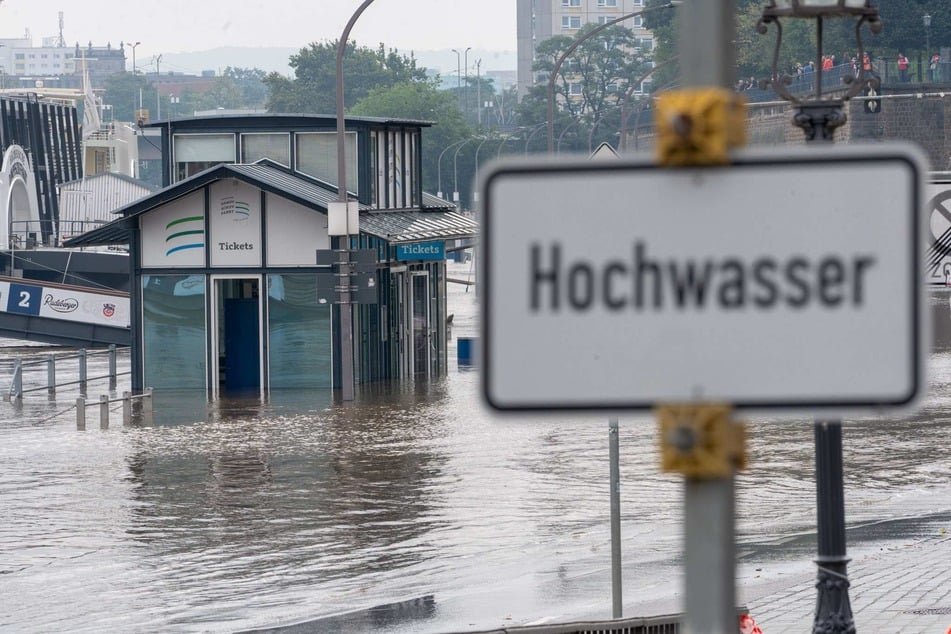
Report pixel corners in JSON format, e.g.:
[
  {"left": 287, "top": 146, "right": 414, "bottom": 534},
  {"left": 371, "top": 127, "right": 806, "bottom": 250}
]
[{"left": 224, "top": 298, "right": 260, "bottom": 393}]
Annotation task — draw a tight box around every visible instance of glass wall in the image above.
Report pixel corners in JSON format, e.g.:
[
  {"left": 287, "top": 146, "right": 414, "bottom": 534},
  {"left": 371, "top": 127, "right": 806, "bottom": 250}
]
[
  {"left": 142, "top": 274, "right": 207, "bottom": 390},
  {"left": 173, "top": 134, "right": 236, "bottom": 182},
  {"left": 267, "top": 274, "right": 332, "bottom": 389},
  {"left": 296, "top": 132, "right": 357, "bottom": 188},
  {"left": 241, "top": 133, "right": 290, "bottom": 166}
]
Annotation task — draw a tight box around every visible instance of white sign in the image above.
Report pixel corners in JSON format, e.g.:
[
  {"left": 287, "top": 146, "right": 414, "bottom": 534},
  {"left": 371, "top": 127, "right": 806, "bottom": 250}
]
[
  {"left": 0, "top": 280, "right": 129, "bottom": 328},
  {"left": 480, "top": 145, "right": 927, "bottom": 415},
  {"left": 209, "top": 180, "right": 262, "bottom": 267}
]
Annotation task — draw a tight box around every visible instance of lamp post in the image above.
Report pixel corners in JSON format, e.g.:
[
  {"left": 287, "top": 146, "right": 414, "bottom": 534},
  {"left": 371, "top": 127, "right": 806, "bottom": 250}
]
[
  {"left": 452, "top": 137, "right": 472, "bottom": 207},
  {"left": 546, "top": 1, "right": 680, "bottom": 154},
  {"left": 472, "top": 135, "right": 492, "bottom": 203},
  {"left": 334, "top": 0, "right": 377, "bottom": 402},
  {"left": 924, "top": 14, "right": 932, "bottom": 81},
  {"left": 758, "top": 2, "right": 882, "bottom": 632},
  {"left": 463, "top": 46, "right": 472, "bottom": 124},
  {"left": 523, "top": 122, "right": 547, "bottom": 155},
  {"left": 128, "top": 41, "right": 141, "bottom": 113},
  {"left": 437, "top": 138, "right": 468, "bottom": 199},
  {"left": 451, "top": 48, "right": 462, "bottom": 106}
]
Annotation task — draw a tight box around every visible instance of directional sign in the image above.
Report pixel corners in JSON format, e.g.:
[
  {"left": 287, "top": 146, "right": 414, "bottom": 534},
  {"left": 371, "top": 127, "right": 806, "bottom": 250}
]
[{"left": 479, "top": 145, "right": 927, "bottom": 416}]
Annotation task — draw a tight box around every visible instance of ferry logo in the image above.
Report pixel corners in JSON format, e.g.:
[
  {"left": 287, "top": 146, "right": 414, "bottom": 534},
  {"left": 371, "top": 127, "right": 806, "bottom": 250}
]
[
  {"left": 220, "top": 196, "right": 250, "bottom": 222},
  {"left": 165, "top": 215, "right": 205, "bottom": 257},
  {"left": 102, "top": 303, "right": 116, "bottom": 318},
  {"left": 44, "top": 295, "right": 79, "bottom": 313}
]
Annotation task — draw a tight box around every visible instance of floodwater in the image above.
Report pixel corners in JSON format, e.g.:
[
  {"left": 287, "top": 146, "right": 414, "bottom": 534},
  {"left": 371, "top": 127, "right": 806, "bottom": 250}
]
[{"left": 1, "top": 262, "right": 950, "bottom": 633}]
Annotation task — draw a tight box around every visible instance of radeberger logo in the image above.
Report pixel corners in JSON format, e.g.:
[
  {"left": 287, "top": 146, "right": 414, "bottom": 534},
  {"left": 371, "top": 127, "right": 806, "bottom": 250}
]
[
  {"left": 102, "top": 303, "right": 116, "bottom": 317},
  {"left": 44, "top": 295, "right": 79, "bottom": 313}
]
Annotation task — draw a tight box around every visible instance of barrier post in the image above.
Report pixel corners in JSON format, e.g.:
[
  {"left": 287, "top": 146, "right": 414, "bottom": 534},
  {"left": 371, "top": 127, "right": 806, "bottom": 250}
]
[
  {"left": 11, "top": 357, "right": 22, "bottom": 401},
  {"left": 76, "top": 396, "right": 86, "bottom": 430},
  {"left": 79, "top": 349, "right": 87, "bottom": 395},
  {"left": 99, "top": 394, "right": 109, "bottom": 429},
  {"left": 47, "top": 354, "right": 56, "bottom": 396},
  {"left": 109, "top": 345, "right": 117, "bottom": 390},
  {"left": 122, "top": 391, "right": 131, "bottom": 425},
  {"left": 144, "top": 387, "right": 154, "bottom": 425}
]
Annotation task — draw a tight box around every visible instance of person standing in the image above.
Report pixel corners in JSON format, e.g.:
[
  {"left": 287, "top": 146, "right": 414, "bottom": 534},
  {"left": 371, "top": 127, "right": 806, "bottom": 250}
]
[
  {"left": 898, "top": 53, "right": 909, "bottom": 82},
  {"left": 932, "top": 53, "right": 941, "bottom": 82}
]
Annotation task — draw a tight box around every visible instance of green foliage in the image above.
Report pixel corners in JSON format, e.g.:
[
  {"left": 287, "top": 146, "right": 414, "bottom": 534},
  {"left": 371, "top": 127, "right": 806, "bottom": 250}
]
[
  {"left": 264, "top": 41, "right": 428, "bottom": 114},
  {"left": 103, "top": 72, "right": 158, "bottom": 121}
]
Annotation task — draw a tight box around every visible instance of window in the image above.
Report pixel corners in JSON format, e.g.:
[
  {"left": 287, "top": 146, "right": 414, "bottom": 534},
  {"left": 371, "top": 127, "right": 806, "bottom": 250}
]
[
  {"left": 569, "top": 82, "right": 582, "bottom": 96},
  {"left": 14, "top": 53, "right": 24, "bottom": 60},
  {"left": 633, "top": 0, "right": 645, "bottom": 6},
  {"left": 598, "top": 0, "right": 618, "bottom": 6},
  {"left": 296, "top": 131, "right": 357, "bottom": 189},
  {"left": 173, "top": 133, "right": 236, "bottom": 182},
  {"left": 562, "top": 15, "right": 582, "bottom": 29},
  {"left": 561, "top": 0, "right": 581, "bottom": 6},
  {"left": 632, "top": 16, "right": 643, "bottom": 27},
  {"left": 241, "top": 133, "right": 290, "bottom": 166},
  {"left": 598, "top": 16, "right": 612, "bottom": 25}
]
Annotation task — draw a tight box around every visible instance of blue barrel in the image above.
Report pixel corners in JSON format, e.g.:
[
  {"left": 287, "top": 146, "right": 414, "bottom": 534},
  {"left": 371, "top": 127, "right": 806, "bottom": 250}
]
[{"left": 457, "top": 337, "right": 475, "bottom": 366}]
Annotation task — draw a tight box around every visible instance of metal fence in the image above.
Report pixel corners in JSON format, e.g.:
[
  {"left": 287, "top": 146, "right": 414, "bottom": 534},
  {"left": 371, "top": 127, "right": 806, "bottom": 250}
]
[
  {"left": 5, "top": 345, "right": 129, "bottom": 401},
  {"left": 468, "top": 608, "right": 749, "bottom": 634}
]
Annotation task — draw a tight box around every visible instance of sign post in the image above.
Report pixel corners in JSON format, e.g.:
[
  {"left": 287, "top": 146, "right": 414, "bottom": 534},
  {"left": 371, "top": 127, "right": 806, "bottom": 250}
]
[{"left": 479, "top": 144, "right": 926, "bottom": 629}]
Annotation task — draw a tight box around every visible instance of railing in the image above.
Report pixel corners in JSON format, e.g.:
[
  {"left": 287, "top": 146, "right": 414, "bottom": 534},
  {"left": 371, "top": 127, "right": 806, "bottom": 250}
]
[
  {"left": 76, "top": 389, "right": 153, "bottom": 430},
  {"left": 5, "top": 345, "right": 129, "bottom": 401}
]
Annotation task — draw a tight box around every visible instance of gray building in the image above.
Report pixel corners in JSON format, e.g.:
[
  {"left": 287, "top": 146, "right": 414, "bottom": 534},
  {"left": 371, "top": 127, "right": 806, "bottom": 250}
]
[{"left": 516, "top": 0, "right": 656, "bottom": 99}]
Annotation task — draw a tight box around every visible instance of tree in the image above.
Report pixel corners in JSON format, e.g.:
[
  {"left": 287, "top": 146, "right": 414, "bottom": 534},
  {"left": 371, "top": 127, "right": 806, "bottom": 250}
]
[
  {"left": 265, "top": 41, "right": 428, "bottom": 114},
  {"left": 222, "top": 67, "right": 269, "bottom": 108},
  {"left": 350, "top": 81, "right": 473, "bottom": 198},
  {"left": 103, "top": 72, "right": 157, "bottom": 122}
]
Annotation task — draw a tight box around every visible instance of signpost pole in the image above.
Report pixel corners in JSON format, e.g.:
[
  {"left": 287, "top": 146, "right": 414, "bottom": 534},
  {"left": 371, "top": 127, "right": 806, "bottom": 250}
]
[
  {"left": 671, "top": 2, "right": 738, "bottom": 633},
  {"left": 608, "top": 417, "right": 622, "bottom": 618}
]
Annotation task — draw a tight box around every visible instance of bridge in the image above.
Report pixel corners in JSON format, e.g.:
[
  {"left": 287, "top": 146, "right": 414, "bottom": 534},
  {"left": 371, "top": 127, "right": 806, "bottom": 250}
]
[{"left": 0, "top": 275, "right": 130, "bottom": 347}]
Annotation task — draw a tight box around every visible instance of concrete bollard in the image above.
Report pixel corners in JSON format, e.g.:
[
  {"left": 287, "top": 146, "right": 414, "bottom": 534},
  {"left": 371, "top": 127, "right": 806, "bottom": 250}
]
[
  {"left": 76, "top": 396, "right": 85, "bottom": 430},
  {"left": 99, "top": 394, "right": 109, "bottom": 429},
  {"left": 144, "top": 387, "right": 154, "bottom": 425},
  {"left": 122, "top": 391, "right": 131, "bottom": 426}
]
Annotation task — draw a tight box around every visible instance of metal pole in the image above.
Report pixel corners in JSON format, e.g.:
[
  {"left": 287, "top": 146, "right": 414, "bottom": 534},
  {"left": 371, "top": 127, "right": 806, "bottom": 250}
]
[
  {"left": 79, "top": 349, "right": 87, "bottom": 394},
  {"left": 437, "top": 139, "right": 466, "bottom": 198},
  {"left": 109, "top": 344, "right": 117, "bottom": 390},
  {"left": 336, "top": 0, "right": 377, "bottom": 403},
  {"left": 452, "top": 138, "right": 472, "bottom": 205},
  {"left": 47, "top": 353, "right": 56, "bottom": 396},
  {"left": 476, "top": 59, "right": 482, "bottom": 127},
  {"left": 464, "top": 47, "right": 471, "bottom": 124},
  {"left": 678, "top": 2, "right": 737, "bottom": 633},
  {"left": 609, "top": 417, "right": 622, "bottom": 618},
  {"left": 813, "top": 421, "right": 853, "bottom": 633}
]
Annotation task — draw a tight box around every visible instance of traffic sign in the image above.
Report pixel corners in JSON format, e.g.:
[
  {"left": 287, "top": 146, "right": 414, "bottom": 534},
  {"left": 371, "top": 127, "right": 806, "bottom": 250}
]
[{"left": 479, "top": 145, "right": 927, "bottom": 415}]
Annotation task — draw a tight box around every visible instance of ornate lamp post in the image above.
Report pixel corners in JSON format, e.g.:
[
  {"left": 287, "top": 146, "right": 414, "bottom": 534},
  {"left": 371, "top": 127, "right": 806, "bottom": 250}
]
[
  {"left": 757, "top": 2, "right": 881, "bottom": 633},
  {"left": 757, "top": 0, "right": 882, "bottom": 142}
]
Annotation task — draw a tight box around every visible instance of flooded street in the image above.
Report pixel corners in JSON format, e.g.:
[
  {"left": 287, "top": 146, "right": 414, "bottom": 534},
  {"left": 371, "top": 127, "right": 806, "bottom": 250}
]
[{"left": 1, "top": 262, "right": 951, "bottom": 633}]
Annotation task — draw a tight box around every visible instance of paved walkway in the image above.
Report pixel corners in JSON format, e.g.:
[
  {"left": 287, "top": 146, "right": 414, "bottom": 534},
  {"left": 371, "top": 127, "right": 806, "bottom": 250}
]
[{"left": 745, "top": 533, "right": 951, "bottom": 632}]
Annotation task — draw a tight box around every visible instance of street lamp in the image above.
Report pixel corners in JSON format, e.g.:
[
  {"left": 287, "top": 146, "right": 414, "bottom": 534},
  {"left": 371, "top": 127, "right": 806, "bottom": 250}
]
[
  {"left": 924, "top": 14, "right": 932, "bottom": 81},
  {"left": 128, "top": 41, "right": 141, "bottom": 111},
  {"left": 758, "top": 3, "right": 882, "bottom": 633},
  {"left": 451, "top": 48, "right": 462, "bottom": 101},
  {"left": 452, "top": 137, "right": 472, "bottom": 207},
  {"left": 436, "top": 138, "right": 468, "bottom": 199},
  {"left": 333, "top": 0, "right": 377, "bottom": 402},
  {"left": 546, "top": 1, "right": 680, "bottom": 154}
]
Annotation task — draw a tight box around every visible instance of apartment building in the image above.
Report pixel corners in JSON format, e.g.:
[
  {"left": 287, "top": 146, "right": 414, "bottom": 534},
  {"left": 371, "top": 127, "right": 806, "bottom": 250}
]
[{"left": 516, "top": 0, "right": 655, "bottom": 99}]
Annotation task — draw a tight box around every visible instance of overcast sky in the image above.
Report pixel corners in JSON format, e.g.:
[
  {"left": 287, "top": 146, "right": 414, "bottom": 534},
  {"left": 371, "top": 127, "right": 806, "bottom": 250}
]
[{"left": 2, "top": 0, "right": 518, "bottom": 62}]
